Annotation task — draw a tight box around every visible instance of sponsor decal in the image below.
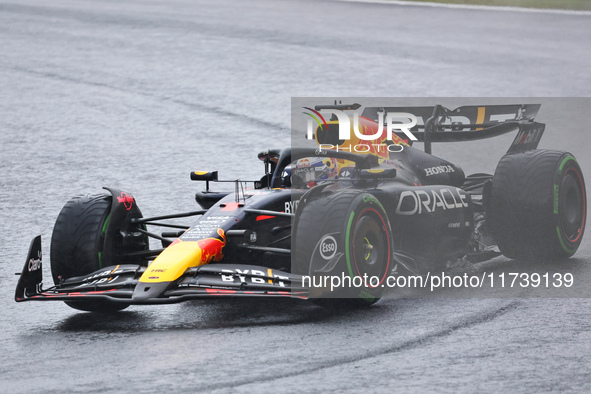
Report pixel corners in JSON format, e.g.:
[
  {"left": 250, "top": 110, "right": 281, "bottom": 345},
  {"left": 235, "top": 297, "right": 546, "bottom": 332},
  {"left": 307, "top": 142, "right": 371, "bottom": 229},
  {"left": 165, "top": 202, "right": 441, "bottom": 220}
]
[
  {"left": 508, "top": 125, "right": 544, "bottom": 153},
  {"left": 339, "top": 168, "right": 354, "bottom": 178},
  {"left": 28, "top": 250, "right": 42, "bottom": 272},
  {"left": 554, "top": 184, "right": 559, "bottom": 214},
  {"left": 284, "top": 200, "right": 299, "bottom": 214},
  {"left": 249, "top": 232, "right": 257, "bottom": 243},
  {"left": 424, "top": 165, "right": 455, "bottom": 177},
  {"left": 440, "top": 110, "right": 524, "bottom": 130},
  {"left": 82, "top": 268, "right": 124, "bottom": 282},
  {"left": 77, "top": 269, "right": 123, "bottom": 288},
  {"left": 182, "top": 216, "right": 231, "bottom": 240},
  {"left": 515, "top": 127, "right": 543, "bottom": 145},
  {"left": 362, "top": 195, "right": 379, "bottom": 204},
  {"left": 196, "top": 228, "right": 226, "bottom": 264},
  {"left": 395, "top": 188, "right": 469, "bottom": 215},
  {"left": 117, "top": 192, "right": 134, "bottom": 210},
  {"left": 297, "top": 158, "right": 310, "bottom": 168},
  {"left": 220, "top": 268, "right": 289, "bottom": 287},
  {"left": 319, "top": 234, "right": 338, "bottom": 260}
]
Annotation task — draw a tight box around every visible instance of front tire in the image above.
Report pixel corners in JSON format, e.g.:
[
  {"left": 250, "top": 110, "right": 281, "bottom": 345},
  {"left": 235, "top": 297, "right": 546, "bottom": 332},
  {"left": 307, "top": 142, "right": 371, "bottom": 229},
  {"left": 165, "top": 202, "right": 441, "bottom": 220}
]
[
  {"left": 293, "top": 189, "right": 393, "bottom": 307},
  {"left": 488, "top": 150, "right": 586, "bottom": 261},
  {"left": 51, "top": 193, "right": 146, "bottom": 312}
]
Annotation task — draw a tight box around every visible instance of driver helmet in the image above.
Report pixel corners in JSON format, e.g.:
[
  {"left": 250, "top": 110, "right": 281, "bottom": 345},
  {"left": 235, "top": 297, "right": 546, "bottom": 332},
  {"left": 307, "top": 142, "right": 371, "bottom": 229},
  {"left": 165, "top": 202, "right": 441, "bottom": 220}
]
[{"left": 293, "top": 157, "right": 338, "bottom": 188}]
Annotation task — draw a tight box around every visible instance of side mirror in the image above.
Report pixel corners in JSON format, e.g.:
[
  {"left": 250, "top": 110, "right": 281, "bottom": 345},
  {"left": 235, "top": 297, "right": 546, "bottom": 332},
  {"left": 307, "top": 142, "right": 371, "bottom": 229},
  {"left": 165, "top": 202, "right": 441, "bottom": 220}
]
[
  {"left": 191, "top": 171, "right": 218, "bottom": 181},
  {"left": 191, "top": 171, "right": 218, "bottom": 192}
]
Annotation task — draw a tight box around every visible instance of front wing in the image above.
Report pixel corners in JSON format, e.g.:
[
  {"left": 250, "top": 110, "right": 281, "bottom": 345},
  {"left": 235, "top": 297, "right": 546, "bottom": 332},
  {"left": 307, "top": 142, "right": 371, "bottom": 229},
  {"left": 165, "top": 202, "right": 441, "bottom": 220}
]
[{"left": 15, "top": 237, "right": 308, "bottom": 305}]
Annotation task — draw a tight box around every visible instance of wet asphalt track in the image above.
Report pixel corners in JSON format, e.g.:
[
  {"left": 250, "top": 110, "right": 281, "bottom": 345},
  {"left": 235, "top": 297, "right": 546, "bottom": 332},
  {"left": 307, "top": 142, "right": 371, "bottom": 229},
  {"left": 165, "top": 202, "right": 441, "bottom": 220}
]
[{"left": 1, "top": 0, "right": 591, "bottom": 392}]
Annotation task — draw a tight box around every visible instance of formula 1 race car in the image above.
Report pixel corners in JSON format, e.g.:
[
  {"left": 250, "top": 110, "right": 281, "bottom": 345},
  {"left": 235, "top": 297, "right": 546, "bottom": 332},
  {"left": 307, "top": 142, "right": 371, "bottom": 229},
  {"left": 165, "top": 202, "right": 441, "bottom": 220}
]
[{"left": 15, "top": 103, "right": 587, "bottom": 311}]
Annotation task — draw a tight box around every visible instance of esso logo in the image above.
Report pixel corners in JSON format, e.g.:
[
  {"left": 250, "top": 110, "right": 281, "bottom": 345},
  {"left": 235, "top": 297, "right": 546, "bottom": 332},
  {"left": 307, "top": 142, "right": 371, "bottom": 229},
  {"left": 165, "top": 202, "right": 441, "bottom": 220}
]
[{"left": 319, "top": 235, "right": 337, "bottom": 260}]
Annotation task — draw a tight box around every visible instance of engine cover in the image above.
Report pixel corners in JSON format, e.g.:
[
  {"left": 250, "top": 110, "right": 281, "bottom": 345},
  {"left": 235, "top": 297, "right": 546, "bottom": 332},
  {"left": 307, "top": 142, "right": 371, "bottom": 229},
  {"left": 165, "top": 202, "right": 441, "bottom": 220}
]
[{"left": 379, "top": 185, "right": 474, "bottom": 265}]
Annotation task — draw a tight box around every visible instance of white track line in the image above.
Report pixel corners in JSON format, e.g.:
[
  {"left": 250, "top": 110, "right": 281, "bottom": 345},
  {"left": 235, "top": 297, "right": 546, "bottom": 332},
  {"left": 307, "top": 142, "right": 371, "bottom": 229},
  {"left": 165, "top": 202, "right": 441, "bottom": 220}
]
[{"left": 334, "top": 0, "right": 591, "bottom": 16}]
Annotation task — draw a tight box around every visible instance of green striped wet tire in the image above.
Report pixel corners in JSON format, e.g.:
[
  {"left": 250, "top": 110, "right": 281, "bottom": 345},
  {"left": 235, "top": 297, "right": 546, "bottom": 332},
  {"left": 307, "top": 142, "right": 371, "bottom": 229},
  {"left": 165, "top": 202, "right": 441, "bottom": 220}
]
[
  {"left": 50, "top": 193, "right": 146, "bottom": 312},
  {"left": 488, "top": 150, "right": 586, "bottom": 261},
  {"left": 293, "top": 189, "right": 393, "bottom": 307}
]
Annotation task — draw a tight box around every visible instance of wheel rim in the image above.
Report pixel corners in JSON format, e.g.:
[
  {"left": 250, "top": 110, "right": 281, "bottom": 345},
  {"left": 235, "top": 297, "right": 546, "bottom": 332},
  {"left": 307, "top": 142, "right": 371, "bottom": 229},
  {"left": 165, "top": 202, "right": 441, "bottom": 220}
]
[
  {"left": 560, "top": 167, "right": 586, "bottom": 242},
  {"left": 351, "top": 208, "right": 390, "bottom": 286}
]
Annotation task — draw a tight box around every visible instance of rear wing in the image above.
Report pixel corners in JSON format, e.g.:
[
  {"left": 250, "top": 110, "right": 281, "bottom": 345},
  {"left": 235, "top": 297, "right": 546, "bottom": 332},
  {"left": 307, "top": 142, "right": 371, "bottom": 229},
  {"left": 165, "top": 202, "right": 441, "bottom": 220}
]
[{"left": 359, "top": 104, "right": 544, "bottom": 154}]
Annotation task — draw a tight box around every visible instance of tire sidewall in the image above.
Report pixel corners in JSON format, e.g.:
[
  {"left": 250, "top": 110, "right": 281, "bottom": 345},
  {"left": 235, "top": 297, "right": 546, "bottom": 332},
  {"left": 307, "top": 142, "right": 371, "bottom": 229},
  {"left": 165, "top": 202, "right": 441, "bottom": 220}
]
[
  {"left": 489, "top": 150, "right": 587, "bottom": 261},
  {"left": 50, "top": 194, "right": 112, "bottom": 283},
  {"left": 340, "top": 193, "right": 393, "bottom": 300},
  {"left": 295, "top": 190, "right": 394, "bottom": 303},
  {"left": 50, "top": 192, "right": 144, "bottom": 312},
  {"left": 552, "top": 155, "right": 586, "bottom": 256}
]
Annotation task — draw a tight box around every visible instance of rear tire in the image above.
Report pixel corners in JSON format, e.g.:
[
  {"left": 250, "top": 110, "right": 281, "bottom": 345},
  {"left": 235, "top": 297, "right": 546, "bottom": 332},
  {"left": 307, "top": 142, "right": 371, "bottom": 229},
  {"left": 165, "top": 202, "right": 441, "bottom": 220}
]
[
  {"left": 51, "top": 193, "right": 146, "bottom": 312},
  {"left": 293, "top": 189, "right": 393, "bottom": 307},
  {"left": 488, "top": 150, "right": 586, "bottom": 261}
]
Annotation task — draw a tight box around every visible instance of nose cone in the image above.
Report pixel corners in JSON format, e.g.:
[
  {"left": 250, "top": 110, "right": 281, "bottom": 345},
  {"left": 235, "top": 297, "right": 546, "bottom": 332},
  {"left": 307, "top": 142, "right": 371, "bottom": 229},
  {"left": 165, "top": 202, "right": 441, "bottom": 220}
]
[
  {"left": 132, "top": 281, "right": 171, "bottom": 302},
  {"left": 138, "top": 240, "right": 206, "bottom": 284}
]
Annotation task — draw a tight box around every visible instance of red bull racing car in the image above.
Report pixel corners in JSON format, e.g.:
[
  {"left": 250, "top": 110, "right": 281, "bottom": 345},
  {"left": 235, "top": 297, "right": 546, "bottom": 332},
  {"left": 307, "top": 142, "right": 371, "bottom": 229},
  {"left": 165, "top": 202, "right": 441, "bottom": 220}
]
[{"left": 15, "top": 103, "right": 587, "bottom": 311}]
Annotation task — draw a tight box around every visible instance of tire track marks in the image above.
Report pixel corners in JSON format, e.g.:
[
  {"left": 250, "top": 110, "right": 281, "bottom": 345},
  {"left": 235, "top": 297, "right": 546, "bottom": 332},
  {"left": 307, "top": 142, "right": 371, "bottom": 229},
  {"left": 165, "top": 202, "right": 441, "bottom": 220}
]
[
  {"left": 0, "top": 61, "right": 287, "bottom": 133},
  {"left": 201, "top": 299, "right": 522, "bottom": 391}
]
